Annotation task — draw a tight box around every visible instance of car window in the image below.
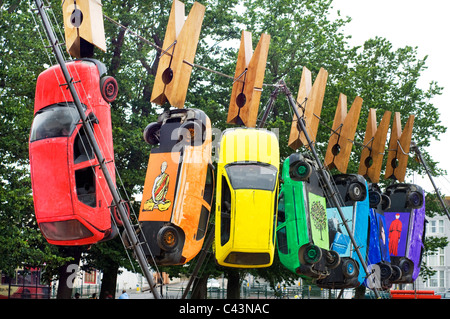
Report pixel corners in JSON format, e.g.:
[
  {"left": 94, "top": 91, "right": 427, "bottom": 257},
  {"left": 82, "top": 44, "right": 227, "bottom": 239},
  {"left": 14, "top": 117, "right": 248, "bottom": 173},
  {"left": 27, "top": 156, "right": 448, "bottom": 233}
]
[
  {"left": 220, "top": 176, "right": 232, "bottom": 246},
  {"left": 30, "top": 103, "right": 80, "bottom": 142},
  {"left": 225, "top": 164, "right": 277, "bottom": 191},
  {"left": 277, "top": 226, "right": 288, "bottom": 254},
  {"left": 277, "top": 192, "right": 285, "bottom": 224}
]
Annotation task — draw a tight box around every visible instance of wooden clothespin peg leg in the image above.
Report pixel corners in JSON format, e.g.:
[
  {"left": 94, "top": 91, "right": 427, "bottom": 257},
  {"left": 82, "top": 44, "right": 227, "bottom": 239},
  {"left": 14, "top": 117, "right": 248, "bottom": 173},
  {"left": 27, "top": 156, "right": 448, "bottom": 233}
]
[
  {"left": 62, "top": 0, "right": 107, "bottom": 58},
  {"left": 358, "top": 109, "right": 391, "bottom": 183},
  {"left": 227, "top": 31, "right": 271, "bottom": 127},
  {"left": 384, "top": 112, "right": 415, "bottom": 182},
  {"left": 324, "top": 93, "right": 363, "bottom": 173},
  {"left": 288, "top": 67, "right": 328, "bottom": 150},
  {"left": 151, "top": 0, "right": 205, "bottom": 108}
]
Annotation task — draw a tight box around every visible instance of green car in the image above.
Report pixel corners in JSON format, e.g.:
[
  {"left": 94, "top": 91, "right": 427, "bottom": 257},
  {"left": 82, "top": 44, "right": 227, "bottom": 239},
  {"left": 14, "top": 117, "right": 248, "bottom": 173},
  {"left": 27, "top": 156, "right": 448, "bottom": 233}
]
[{"left": 276, "top": 153, "right": 340, "bottom": 279}]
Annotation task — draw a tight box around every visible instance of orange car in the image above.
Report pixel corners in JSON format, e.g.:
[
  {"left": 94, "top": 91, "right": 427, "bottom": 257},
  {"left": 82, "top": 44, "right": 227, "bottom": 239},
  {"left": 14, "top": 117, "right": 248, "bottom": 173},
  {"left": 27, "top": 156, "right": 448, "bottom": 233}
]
[{"left": 137, "top": 108, "right": 214, "bottom": 265}]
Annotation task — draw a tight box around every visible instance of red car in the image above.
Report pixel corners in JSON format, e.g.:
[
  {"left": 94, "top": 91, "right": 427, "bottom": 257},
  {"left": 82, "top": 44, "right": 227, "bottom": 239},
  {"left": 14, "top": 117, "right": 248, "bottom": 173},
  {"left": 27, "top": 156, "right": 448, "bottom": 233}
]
[{"left": 29, "top": 58, "right": 120, "bottom": 246}]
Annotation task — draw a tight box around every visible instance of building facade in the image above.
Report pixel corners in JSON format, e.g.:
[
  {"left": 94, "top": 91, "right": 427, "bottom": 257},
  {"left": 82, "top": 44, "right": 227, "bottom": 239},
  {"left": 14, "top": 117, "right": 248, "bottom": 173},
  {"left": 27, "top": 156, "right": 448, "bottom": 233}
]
[{"left": 414, "top": 197, "right": 450, "bottom": 294}]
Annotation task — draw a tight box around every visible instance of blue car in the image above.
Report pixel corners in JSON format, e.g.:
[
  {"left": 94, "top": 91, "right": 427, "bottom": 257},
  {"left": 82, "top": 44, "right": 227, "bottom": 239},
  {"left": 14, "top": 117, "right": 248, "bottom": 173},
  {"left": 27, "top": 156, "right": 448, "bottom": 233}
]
[{"left": 316, "top": 174, "right": 369, "bottom": 289}]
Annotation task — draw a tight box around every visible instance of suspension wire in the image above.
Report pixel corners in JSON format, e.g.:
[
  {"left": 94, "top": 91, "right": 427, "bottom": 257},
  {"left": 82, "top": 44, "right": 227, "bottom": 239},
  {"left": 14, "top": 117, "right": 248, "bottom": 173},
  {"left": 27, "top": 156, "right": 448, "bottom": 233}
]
[{"left": 102, "top": 13, "right": 283, "bottom": 88}]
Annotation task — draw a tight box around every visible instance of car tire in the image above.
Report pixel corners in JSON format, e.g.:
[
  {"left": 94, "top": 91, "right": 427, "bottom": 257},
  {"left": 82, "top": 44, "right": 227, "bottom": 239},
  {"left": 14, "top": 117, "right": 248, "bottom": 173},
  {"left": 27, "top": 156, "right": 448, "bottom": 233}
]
[
  {"left": 111, "top": 201, "right": 130, "bottom": 227},
  {"left": 381, "top": 194, "right": 391, "bottom": 210},
  {"left": 348, "top": 183, "right": 365, "bottom": 201},
  {"left": 100, "top": 76, "right": 119, "bottom": 103},
  {"left": 325, "top": 250, "right": 340, "bottom": 269},
  {"left": 399, "top": 258, "right": 414, "bottom": 276},
  {"left": 379, "top": 262, "right": 393, "bottom": 280},
  {"left": 391, "top": 265, "right": 402, "bottom": 282},
  {"left": 143, "top": 122, "right": 162, "bottom": 145},
  {"left": 179, "top": 120, "right": 203, "bottom": 145},
  {"left": 289, "top": 160, "right": 312, "bottom": 182},
  {"left": 299, "top": 244, "right": 322, "bottom": 265},
  {"left": 369, "top": 190, "right": 381, "bottom": 208},
  {"left": 157, "top": 225, "right": 179, "bottom": 252},
  {"left": 342, "top": 259, "right": 358, "bottom": 279},
  {"left": 407, "top": 191, "right": 423, "bottom": 209}
]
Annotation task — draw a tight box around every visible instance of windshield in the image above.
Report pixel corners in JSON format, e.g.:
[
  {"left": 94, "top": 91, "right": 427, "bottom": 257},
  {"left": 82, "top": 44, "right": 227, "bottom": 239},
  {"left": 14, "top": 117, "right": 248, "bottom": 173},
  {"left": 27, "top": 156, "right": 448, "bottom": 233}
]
[
  {"left": 225, "top": 163, "right": 277, "bottom": 191},
  {"left": 30, "top": 103, "right": 81, "bottom": 142}
]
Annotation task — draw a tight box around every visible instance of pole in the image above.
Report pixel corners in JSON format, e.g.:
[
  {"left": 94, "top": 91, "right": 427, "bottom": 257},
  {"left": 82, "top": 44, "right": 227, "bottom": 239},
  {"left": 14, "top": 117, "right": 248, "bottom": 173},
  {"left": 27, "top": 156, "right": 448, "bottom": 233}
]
[
  {"left": 181, "top": 228, "right": 215, "bottom": 299},
  {"left": 258, "top": 85, "right": 280, "bottom": 128},
  {"left": 411, "top": 142, "right": 450, "bottom": 222},
  {"left": 280, "top": 80, "right": 379, "bottom": 298},
  {"left": 34, "top": 0, "right": 161, "bottom": 299}
]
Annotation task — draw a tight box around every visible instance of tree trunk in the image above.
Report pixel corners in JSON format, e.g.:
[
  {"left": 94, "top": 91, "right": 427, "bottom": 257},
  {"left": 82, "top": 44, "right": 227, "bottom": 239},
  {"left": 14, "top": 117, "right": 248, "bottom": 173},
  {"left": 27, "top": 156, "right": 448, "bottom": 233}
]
[
  {"left": 354, "top": 285, "right": 366, "bottom": 299},
  {"left": 100, "top": 264, "right": 119, "bottom": 299},
  {"left": 190, "top": 274, "right": 209, "bottom": 299},
  {"left": 226, "top": 270, "right": 241, "bottom": 299},
  {"left": 56, "top": 248, "right": 82, "bottom": 299}
]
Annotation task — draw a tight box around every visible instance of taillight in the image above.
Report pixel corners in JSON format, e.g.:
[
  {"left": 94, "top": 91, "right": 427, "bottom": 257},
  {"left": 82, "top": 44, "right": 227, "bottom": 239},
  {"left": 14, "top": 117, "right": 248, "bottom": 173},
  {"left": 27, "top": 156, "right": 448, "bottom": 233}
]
[{"left": 39, "top": 220, "right": 93, "bottom": 241}]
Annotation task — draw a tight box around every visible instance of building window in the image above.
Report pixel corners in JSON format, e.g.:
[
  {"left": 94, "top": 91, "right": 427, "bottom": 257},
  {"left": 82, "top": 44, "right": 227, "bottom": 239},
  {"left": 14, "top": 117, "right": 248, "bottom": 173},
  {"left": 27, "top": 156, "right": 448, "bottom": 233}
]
[
  {"left": 84, "top": 270, "right": 97, "bottom": 284},
  {"left": 439, "top": 220, "right": 444, "bottom": 233},
  {"left": 427, "top": 270, "right": 445, "bottom": 288},
  {"left": 428, "top": 219, "right": 445, "bottom": 234},
  {"left": 427, "top": 248, "right": 445, "bottom": 266}
]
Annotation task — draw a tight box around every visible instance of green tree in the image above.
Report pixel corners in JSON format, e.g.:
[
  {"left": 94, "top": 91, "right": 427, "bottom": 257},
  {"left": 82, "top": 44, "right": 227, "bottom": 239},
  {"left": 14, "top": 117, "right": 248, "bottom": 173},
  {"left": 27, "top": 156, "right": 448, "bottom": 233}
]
[
  {"left": 1, "top": 0, "right": 447, "bottom": 300},
  {"left": 0, "top": 1, "right": 72, "bottom": 279}
]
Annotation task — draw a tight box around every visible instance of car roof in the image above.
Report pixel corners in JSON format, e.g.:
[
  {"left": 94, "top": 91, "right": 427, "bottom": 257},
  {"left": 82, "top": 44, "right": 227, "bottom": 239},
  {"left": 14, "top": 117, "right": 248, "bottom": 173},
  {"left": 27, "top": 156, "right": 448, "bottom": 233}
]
[{"left": 218, "top": 128, "right": 279, "bottom": 166}]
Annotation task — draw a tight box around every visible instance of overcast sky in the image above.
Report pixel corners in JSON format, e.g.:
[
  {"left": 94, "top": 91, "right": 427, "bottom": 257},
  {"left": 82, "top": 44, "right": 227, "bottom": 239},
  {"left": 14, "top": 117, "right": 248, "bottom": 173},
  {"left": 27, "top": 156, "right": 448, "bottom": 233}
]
[{"left": 330, "top": 0, "right": 450, "bottom": 194}]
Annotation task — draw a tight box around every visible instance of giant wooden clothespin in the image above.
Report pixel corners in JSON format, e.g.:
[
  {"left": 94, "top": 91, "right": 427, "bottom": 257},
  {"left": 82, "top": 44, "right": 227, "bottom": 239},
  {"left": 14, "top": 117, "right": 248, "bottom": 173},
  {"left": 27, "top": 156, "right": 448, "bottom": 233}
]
[
  {"left": 324, "top": 93, "right": 363, "bottom": 173},
  {"left": 151, "top": 0, "right": 205, "bottom": 108},
  {"left": 384, "top": 112, "right": 415, "bottom": 182},
  {"left": 62, "top": 0, "right": 107, "bottom": 58},
  {"left": 288, "top": 67, "right": 328, "bottom": 150},
  {"left": 358, "top": 109, "right": 391, "bottom": 183},
  {"left": 227, "top": 30, "right": 271, "bottom": 127}
]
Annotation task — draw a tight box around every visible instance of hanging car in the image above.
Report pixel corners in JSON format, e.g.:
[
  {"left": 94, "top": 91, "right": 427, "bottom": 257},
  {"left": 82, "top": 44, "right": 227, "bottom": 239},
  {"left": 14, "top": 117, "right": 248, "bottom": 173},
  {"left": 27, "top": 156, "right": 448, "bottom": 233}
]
[
  {"left": 29, "top": 58, "right": 120, "bottom": 246},
  {"left": 364, "top": 183, "right": 397, "bottom": 290},
  {"left": 138, "top": 108, "right": 214, "bottom": 265},
  {"left": 276, "top": 153, "right": 340, "bottom": 279},
  {"left": 316, "top": 173, "right": 369, "bottom": 289},
  {"left": 383, "top": 183, "right": 426, "bottom": 284},
  {"left": 214, "top": 128, "right": 279, "bottom": 268}
]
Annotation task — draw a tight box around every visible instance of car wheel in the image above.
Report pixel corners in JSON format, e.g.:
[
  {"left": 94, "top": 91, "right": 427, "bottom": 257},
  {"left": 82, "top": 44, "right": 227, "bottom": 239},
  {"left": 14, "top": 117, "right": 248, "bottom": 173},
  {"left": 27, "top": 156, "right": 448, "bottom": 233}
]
[
  {"left": 407, "top": 191, "right": 423, "bottom": 209},
  {"left": 379, "top": 263, "right": 393, "bottom": 280},
  {"left": 111, "top": 200, "right": 130, "bottom": 227},
  {"left": 157, "top": 225, "right": 179, "bottom": 252},
  {"left": 342, "top": 259, "right": 358, "bottom": 278},
  {"left": 100, "top": 76, "right": 119, "bottom": 103},
  {"left": 299, "top": 244, "right": 322, "bottom": 265},
  {"left": 391, "top": 265, "right": 402, "bottom": 282},
  {"left": 399, "top": 259, "right": 414, "bottom": 276},
  {"left": 289, "top": 160, "right": 312, "bottom": 181},
  {"left": 143, "top": 122, "right": 162, "bottom": 145},
  {"left": 348, "top": 183, "right": 365, "bottom": 201},
  {"left": 381, "top": 194, "right": 391, "bottom": 210},
  {"left": 369, "top": 190, "right": 381, "bottom": 208},
  {"left": 179, "top": 120, "right": 203, "bottom": 145},
  {"left": 325, "top": 250, "right": 340, "bottom": 269}
]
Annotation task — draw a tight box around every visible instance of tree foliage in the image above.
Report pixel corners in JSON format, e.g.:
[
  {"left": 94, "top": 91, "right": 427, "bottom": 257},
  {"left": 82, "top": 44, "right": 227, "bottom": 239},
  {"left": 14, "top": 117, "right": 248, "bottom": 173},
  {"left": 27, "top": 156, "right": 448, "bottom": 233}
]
[{"left": 0, "top": 0, "right": 447, "bottom": 298}]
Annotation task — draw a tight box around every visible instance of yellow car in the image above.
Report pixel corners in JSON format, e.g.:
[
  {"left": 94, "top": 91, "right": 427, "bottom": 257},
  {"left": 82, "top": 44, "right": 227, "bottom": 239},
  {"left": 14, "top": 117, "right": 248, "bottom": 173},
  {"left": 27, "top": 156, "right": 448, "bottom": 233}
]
[{"left": 214, "top": 128, "right": 279, "bottom": 268}]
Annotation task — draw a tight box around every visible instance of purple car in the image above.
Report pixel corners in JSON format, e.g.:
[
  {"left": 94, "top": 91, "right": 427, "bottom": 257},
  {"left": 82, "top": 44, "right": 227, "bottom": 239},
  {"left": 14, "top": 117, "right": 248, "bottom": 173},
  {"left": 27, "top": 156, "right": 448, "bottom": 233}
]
[{"left": 383, "top": 183, "right": 426, "bottom": 284}]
